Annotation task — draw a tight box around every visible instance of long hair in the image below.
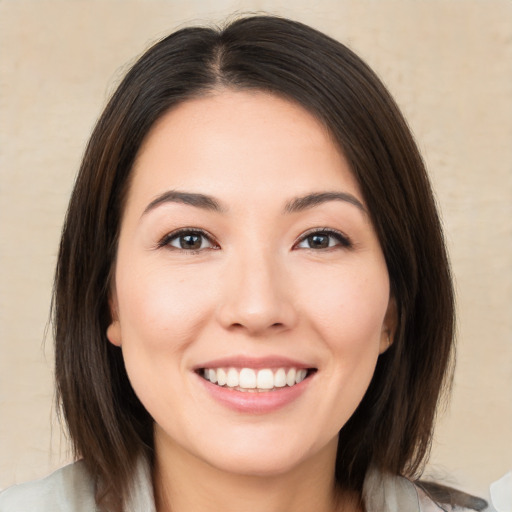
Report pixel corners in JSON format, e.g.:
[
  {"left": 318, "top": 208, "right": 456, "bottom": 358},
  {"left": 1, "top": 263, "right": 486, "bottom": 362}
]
[{"left": 54, "top": 15, "right": 455, "bottom": 510}]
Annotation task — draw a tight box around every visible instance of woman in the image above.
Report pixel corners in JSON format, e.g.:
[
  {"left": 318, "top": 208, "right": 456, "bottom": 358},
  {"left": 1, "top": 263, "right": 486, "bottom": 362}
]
[{"left": 0, "top": 15, "right": 487, "bottom": 512}]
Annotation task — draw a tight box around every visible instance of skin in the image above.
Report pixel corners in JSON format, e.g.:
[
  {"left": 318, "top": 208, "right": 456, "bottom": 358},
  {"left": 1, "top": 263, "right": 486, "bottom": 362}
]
[{"left": 107, "top": 90, "right": 396, "bottom": 512}]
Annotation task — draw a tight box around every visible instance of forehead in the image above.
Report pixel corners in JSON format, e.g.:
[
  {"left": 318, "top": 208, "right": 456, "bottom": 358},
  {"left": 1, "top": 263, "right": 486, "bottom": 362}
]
[{"left": 127, "top": 90, "right": 362, "bottom": 213}]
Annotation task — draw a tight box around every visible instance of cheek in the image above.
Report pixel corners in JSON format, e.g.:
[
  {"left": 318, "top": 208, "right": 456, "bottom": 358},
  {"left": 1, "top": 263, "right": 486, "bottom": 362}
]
[
  {"left": 300, "top": 261, "right": 390, "bottom": 345},
  {"left": 305, "top": 268, "right": 389, "bottom": 424},
  {"left": 113, "top": 263, "right": 218, "bottom": 421},
  {"left": 116, "top": 262, "right": 216, "bottom": 350},
  {"left": 298, "top": 260, "right": 389, "bottom": 410}
]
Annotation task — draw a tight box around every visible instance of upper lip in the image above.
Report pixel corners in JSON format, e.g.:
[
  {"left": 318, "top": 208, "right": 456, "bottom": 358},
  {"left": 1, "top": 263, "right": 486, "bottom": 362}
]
[{"left": 193, "top": 355, "right": 316, "bottom": 371}]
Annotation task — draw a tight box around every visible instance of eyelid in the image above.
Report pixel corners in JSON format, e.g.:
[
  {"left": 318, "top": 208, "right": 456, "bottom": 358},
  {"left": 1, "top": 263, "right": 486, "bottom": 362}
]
[{"left": 293, "top": 227, "right": 352, "bottom": 250}]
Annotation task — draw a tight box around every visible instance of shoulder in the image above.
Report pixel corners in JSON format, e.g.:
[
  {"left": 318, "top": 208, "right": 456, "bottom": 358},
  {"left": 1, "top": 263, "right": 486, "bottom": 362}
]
[
  {"left": 363, "top": 466, "right": 423, "bottom": 511},
  {"left": 416, "top": 482, "right": 489, "bottom": 512},
  {"left": 0, "top": 461, "right": 98, "bottom": 512},
  {"left": 363, "top": 467, "right": 485, "bottom": 512},
  {"left": 416, "top": 487, "right": 450, "bottom": 511}
]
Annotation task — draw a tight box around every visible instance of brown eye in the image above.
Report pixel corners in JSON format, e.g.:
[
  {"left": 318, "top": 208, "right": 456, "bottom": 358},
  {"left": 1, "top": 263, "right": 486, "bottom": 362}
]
[
  {"left": 296, "top": 229, "right": 352, "bottom": 250},
  {"left": 163, "top": 229, "right": 217, "bottom": 252},
  {"left": 179, "top": 233, "right": 203, "bottom": 250},
  {"left": 307, "top": 234, "right": 330, "bottom": 249}
]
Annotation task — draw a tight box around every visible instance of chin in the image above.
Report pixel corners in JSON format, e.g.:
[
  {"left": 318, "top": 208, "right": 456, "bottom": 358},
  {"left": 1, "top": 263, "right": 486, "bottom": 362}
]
[
  {"left": 194, "top": 428, "right": 336, "bottom": 478},
  {"left": 206, "top": 447, "right": 310, "bottom": 477}
]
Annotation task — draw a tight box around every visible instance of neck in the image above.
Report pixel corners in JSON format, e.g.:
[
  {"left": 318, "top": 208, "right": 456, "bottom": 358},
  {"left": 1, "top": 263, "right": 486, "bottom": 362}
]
[{"left": 153, "top": 433, "right": 361, "bottom": 512}]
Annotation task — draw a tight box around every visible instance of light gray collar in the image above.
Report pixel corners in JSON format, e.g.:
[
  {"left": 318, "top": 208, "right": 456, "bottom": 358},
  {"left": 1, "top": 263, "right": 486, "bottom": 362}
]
[
  {"left": 127, "top": 457, "right": 423, "bottom": 512},
  {"left": 363, "top": 466, "right": 422, "bottom": 512},
  {"left": 125, "top": 455, "right": 156, "bottom": 512}
]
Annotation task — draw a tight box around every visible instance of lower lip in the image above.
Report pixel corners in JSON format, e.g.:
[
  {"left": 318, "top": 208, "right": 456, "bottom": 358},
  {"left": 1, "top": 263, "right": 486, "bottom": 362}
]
[{"left": 196, "top": 373, "right": 313, "bottom": 414}]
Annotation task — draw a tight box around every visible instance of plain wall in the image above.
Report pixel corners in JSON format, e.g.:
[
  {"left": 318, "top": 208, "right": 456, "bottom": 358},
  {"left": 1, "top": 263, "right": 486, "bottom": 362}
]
[{"left": 1, "top": 0, "right": 511, "bottom": 503}]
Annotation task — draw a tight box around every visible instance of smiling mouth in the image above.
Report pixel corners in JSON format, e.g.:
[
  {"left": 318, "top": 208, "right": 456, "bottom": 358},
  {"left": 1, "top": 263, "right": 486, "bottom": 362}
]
[{"left": 198, "top": 367, "right": 317, "bottom": 392}]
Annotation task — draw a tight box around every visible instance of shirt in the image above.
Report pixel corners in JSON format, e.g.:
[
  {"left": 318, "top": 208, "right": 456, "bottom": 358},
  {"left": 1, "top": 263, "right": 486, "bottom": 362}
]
[{"left": 0, "top": 457, "right": 469, "bottom": 512}]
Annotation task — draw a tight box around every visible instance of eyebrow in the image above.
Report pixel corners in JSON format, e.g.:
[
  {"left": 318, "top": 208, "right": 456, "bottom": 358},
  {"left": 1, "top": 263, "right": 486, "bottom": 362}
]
[
  {"left": 284, "top": 191, "right": 367, "bottom": 214},
  {"left": 143, "top": 190, "right": 226, "bottom": 216},
  {"left": 142, "top": 189, "right": 366, "bottom": 217}
]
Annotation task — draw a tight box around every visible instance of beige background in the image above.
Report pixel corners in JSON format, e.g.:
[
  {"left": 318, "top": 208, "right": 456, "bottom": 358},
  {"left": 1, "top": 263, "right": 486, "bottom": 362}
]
[{"left": 1, "top": 0, "right": 511, "bottom": 504}]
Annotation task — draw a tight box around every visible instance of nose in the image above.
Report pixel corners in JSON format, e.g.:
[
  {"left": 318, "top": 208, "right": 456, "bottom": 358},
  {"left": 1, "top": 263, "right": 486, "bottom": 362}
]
[{"left": 216, "top": 249, "right": 299, "bottom": 336}]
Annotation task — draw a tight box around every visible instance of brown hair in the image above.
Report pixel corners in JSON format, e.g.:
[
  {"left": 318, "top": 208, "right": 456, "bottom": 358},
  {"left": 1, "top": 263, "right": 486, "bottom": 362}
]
[{"left": 54, "top": 15, "right": 455, "bottom": 511}]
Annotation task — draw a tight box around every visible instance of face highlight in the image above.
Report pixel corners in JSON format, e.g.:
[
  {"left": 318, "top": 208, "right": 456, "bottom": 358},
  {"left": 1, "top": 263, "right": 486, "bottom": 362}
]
[{"left": 107, "top": 90, "right": 395, "bottom": 478}]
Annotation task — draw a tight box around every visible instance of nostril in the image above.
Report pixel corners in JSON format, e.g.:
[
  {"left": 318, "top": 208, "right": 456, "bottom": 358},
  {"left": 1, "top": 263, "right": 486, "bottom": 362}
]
[
  {"left": 216, "top": 295, "right": 299, "bottom": 334},
  {"left": 227, "top": 321, "right": 285, "bottom": 332}
]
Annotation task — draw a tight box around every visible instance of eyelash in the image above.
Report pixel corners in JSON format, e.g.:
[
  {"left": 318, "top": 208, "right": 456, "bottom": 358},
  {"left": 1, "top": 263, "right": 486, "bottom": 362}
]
[
  {"left": 157, "top": 227, "right": 352, "bottom": 254},
  {"left": 157, "top": 228, "right": 219, "bottom": 254},
  {"left": 293, "top": 228, "right": 352, "bottom": 251}
]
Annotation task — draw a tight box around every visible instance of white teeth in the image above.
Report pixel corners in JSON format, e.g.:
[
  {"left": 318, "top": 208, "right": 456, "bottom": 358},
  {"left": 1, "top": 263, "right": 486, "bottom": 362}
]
[
  {"left": 256, "top": 369, "right": 274, "bottom": 389},
  {"left": 286, "top": 368, "right": 296, "bottom": 387},
  {"left": 295, "top": 369, "right": 307, "bottom": 384},
  {"left": 202, "top": 366, "right": 311, "bottom": 390},
  {"left": 239, "top": 368, "right": 256, "bottom": 389},
  {"left": 217, "top": 368, "right": 227, "bottom": 386},
  {"left": 274, "top": 368, "right": 287, "bottom": 388},
  {"left": 226, "top": 368, "right": 239, "bottom": 387}
]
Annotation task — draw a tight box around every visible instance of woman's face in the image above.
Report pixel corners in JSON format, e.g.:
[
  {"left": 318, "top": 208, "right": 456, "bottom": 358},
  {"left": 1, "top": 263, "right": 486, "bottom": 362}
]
[{"left": 107, "top": 90, "right": 394, "bottom": 477}]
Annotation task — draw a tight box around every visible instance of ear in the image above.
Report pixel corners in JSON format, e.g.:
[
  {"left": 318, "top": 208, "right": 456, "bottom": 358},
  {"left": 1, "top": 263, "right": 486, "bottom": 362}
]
[
  {"left": 379, "top": 296, "right": 397, "bottom": 354},
  {"left": 106, "top": 291, "right": 122, "bottom": 347}
]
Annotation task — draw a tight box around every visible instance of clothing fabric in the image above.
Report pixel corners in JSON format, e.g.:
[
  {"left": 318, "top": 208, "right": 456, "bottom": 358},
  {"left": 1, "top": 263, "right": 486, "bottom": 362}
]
[{"left": 0, "top": 457, "right": 466, "bottom": 512}]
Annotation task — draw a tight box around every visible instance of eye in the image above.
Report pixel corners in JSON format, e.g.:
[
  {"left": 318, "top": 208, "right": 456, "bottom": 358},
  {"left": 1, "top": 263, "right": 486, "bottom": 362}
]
[
  {"left": 159, "top": 229, "right": 218, "bottom": 252},
  {"left": 295, "top": 229, "right": 352, "bottom": 250}
]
